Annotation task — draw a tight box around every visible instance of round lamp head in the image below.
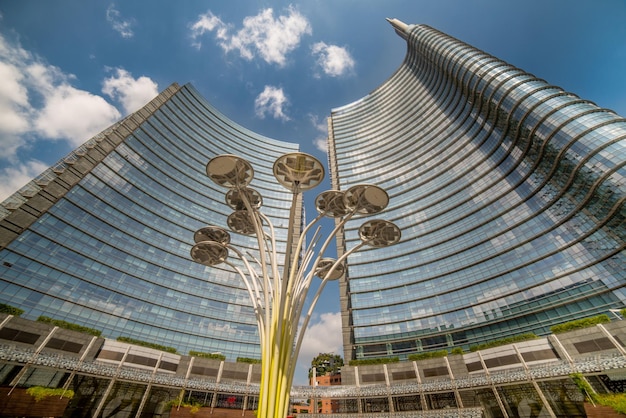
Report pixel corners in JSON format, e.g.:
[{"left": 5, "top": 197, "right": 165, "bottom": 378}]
[
  {"left": 315, "top": 190, "right": 350, "bottom": 218},
  {"left": 358, "top": 219, "right": 401, "bottom": 247},
  {"left": 315, "top": 258, "right": 346, "bottom": 280},
  {"left": 225, "top": 187, "right": 263, "bottom": 211},
  {"left": 273, "top": 152, "right": 324, "bottom": 192},
  {"left": 194, "top": 226, "right": 231, "bottom": 245},
  {"left": 227, "top": 210, "right": 257, "bottom": 235},
  {"left": 206, "top": 155, "right": 254, "bottom": 189},
  {"left": 344, "top": 185, "right": 389, "bottom": 215},
  {"left": 191, "top": 241, "right": 229, "bottom": 266}
]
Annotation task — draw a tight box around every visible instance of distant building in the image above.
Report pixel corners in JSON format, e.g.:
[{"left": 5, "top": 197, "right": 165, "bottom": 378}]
[
  {"left": 329, "top": 19, "right": 626, "bottom": 362},
  {"left": 310, "top": 371, "right": 342, "bottom": 414}
]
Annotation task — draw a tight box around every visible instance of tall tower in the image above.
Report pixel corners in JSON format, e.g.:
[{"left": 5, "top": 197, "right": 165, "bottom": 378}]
[
  {"left": 329, "top": 20, "right": 626, "bottom": 361},
  {"left": 0, "top": 83, "right": 300, "bottom": 360}
]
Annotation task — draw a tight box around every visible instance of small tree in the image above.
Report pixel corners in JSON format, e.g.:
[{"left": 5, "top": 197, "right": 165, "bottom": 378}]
[{"left": 310, "top": 353, "right": 343, "bottom": 377}]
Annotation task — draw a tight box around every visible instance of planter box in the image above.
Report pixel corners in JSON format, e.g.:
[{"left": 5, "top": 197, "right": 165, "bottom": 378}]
[
  {"left": 584, "top": 402, "right": 624, "bottom": 417},
  {"left": 0, "top": 387, "right": 70, "bottom": 417},
  {"left": 169, "top": 406, "right": 256, "bottom": 418}
]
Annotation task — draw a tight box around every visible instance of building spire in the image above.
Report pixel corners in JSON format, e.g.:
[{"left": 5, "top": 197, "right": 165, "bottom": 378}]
[{"left": 386, "top": 18, "right": 410, "bottom": 40}]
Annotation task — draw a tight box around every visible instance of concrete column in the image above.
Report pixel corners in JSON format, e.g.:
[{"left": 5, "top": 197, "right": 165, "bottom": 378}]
[
  {"left": 383, "top": 364, "right": 394, "bottom": 413},
  {"left": 243, "top": 363, "right": 254, "bottom": 413},
  {"left": 513, "top": 344, "right": 556, "bottom": 418},
  {"left": 0, "top": 314, "right": 13, "bottom": 329},
  {"left": 478, "top": 351, "right": 509, "bottom": 418},
  {"left": 355, "top": 366, "right": 362, "bottom": 414},
  {"left": 93, "top": 345, "right": 131, "bottom": 418},
  {"left": 135, "top": 352, "right": 163, "bottom": 417},
  {"left": 211, "top": 361, "right": 225, "bottom": 410},
  {"left": 444, "top": 356, "right": 463, "bottom": 408},
  {"left": 62, "top": 335, "right": 99, "bottom": 392},
  {"left": 413, "top": 361, "right": 428, "bottom": 411},
  {"left": 9, "top": 326, "right": 59, "bottom": 390},
  {"left": 311, "top": 367, "right": 319, "bottom": 413},
  {"left": 174, "top": 357, "right": 195, "bottom": 410},
  {"left": 597, "top": 324, "right": 626, "bottom": 357},
  {"left": 548, "top": 334, "right": 575, "bottom": 367}
]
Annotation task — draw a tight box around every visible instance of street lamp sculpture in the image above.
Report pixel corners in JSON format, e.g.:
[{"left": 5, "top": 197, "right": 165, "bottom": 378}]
[{"left": 190, "top": 153, "right": 400, "bottom": 418}]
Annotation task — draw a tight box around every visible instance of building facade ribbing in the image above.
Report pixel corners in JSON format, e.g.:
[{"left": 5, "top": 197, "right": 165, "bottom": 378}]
[
  {"left": 329, "top": 20, "right": 626, "bottom": 361},
  {"left": 0, "top": 83, "right": 300, "bottom": 361}
]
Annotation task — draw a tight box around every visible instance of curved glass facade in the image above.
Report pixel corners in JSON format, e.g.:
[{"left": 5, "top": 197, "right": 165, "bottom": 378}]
[
  {"left": 0, "top": 83, "right": 299, "bottom": 360},
  {"left": 330, "top": 22, "right": 626, "bottom": 360}
]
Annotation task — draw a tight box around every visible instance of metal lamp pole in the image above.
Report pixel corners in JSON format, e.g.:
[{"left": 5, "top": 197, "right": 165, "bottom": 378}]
[{"left": 191, "top": 153, "right": 400, "bottom": 418}]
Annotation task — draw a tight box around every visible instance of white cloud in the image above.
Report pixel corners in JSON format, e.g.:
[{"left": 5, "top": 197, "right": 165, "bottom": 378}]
[
  {"left": 254, "top": 85, "right": 290, "bottom": 121},
  {"left": 0, "top": 32, "right": 152, "bottom": 202},
  {"left": 0, "top": 42, "right": 32, "bottom": 154},
  {"left": 189, "top": 11, "right": 228, "bottom": 49},
  {"left": 310, "top": 114, "right": 329, "bottom": 152},
  {"left": 295, "top": 312, "right": 343, "bottom": 384},
  {"left": 0, "top": 160, "right": 49, "bottom": 202},
  {"left": 106, "top": 4, "right": 134, "bottom": 39},
  {"left": 190, "top": 7, "right": 312, "bottom": 66},
  {"left": 0, "top": 32, "right": 124, "bottom": 156},
  {"left": 102, "top": 68, "right": 159, "bottom": 113},
  {"left": 35, "top": 85, "right": 121, "bottom": 147},
  {"left": 311, "top": 42, "right": 355, "bottom": 78},
  {"left": 314, "top": 137, "right": 328, "bottom": 153},
  {"left": 0, "top": 63, "right": 30, "bottom": 157}
]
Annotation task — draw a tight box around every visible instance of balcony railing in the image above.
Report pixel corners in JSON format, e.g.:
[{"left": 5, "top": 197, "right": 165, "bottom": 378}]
[
  {"left": 301, "top": 409, "right": 484, "bottom": 418},
  {"left": 2, "top": 343, "right": 626, "bottom": 398}
]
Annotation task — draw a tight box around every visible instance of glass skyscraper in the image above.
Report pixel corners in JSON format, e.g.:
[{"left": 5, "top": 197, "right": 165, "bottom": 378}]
[
  {"left": 0, "top": 19, "right": 625, "bottom": 417},
  {"left": 329, "top": 19, "right": 626, "bottom": 361},
  {"left": 0, "top": 83, "right": 299, "bottom": 360}
]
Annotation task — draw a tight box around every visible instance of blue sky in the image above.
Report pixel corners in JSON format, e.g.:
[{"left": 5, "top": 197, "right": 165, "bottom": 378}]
[{"left": 1, "top": 0, "right": 625, "bottom": 384}]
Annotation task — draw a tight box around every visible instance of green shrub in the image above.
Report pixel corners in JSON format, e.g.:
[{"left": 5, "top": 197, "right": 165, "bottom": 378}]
[
  {"left": 26, "top": 386, "right": 74, "bottom": 402},
  {"left": 469, "top": 333, "right": 538, "bottom": 352},
  {"left": 188, "top": 351, "right": 226, "bottom": 360},
  {"left": 596, "top": 393, "right": 626, "bottom": 414},
  {"left": 450, "top": 347, "right": 465, "bottom": 355},
  {"left": 37, "top": 316, "right": 101, "bottom": 336},
  {"left": 571, "top": 373, "right": 626, "bottom": 414},
  {"left": 165, "top": 399, "right": 202, "bottom": 414},
  {"left": 0, "top": 303, "right": 24, "bottom": 316},
  {"left": 236, "top": 357, "right": 261, "bottom": 364},
  {"left": 408, "top": 349, "right": 448, "bottom": 361},
  {"left": 570, "top": 373, "right": 594, "bottom": 401},
  {"left": 621, "top": 308, "right": 626, "bottom": 319},
  {"left": 117, "top": 336, "right": 177, "bottom": 353},
  {"left": 550, "top": 314, "right": 610, "bottom": 334},
  {"left": 348, "top": 357, "right": 399, "bottom": 366}
]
